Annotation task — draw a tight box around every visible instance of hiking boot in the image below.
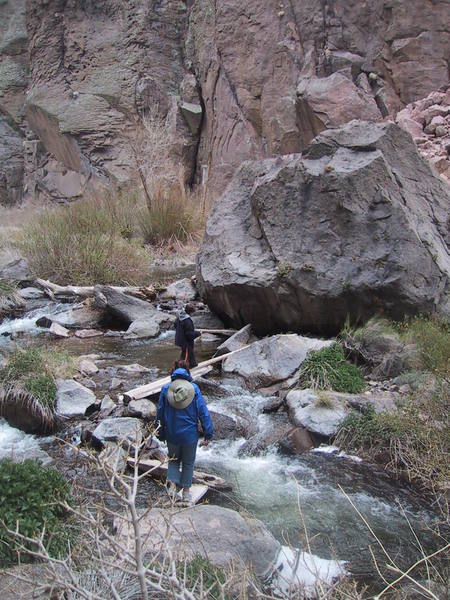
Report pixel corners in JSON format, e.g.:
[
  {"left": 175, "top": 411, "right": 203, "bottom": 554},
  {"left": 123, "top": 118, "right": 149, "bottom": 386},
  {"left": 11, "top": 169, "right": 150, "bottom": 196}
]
[
  {"left": 166, "top": 482, "right": 177, "bottom": 502},
  {"left": 182, "top": 489, "right": 193, "bottom": 505}
]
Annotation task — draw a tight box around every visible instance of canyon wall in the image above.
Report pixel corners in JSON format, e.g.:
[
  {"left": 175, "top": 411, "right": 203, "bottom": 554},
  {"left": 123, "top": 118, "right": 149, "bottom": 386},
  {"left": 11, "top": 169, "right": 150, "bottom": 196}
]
[{"left": 0, "top": 0, "right": 449, "bottom": 205}]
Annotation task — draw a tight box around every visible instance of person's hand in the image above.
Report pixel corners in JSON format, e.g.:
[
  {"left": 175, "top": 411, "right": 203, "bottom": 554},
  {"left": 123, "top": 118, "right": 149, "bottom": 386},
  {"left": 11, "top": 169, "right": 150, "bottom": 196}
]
[{"left": 199, "top": 438, "right": 210, "bottom": 447}]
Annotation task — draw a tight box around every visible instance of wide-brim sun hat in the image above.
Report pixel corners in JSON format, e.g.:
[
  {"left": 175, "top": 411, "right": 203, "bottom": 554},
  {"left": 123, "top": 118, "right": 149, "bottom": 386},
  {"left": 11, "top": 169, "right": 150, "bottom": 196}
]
[{"left": 167, "top": 379, "right": 195, "bottom": 409}]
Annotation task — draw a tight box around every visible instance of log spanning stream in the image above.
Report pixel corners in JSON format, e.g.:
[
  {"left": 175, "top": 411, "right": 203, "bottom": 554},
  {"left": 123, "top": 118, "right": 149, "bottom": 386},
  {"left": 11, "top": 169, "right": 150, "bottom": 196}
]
[{"left": 0, "top": 302, "right": 442, "bottom": 592}]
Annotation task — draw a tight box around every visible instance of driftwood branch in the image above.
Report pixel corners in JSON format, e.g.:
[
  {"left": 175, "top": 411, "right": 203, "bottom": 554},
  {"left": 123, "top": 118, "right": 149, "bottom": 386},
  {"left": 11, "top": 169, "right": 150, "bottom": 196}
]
[{"left": 35, "top": 279, "right": 156, "bottom": 301}]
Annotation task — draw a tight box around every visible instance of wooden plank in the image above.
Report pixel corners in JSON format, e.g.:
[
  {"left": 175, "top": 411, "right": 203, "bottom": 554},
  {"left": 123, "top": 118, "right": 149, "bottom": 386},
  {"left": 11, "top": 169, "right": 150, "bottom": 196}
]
[
  {"left": 128, "top": 457, "right": 231, "bottom": 491},
  {"left": 124, "top": 365, "right": 213, "bottom": 402},
  {"left": 124, "top": 344, "right": 250, "bottom": 401}
]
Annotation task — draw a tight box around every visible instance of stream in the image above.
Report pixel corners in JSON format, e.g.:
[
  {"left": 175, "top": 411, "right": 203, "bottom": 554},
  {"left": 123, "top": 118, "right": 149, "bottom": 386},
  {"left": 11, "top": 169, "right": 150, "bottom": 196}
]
[{"left": 0, "top": 301, "right": 443, "bottom": 593}]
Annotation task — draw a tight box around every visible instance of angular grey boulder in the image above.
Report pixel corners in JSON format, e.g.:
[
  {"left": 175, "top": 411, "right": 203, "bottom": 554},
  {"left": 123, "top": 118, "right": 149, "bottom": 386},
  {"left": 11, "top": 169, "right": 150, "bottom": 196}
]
[
  {"left": 286, "top": 390, "right": 348, "bottom": 437},
  {"left": 115, "top": 505, "right": 280, "bottom": 579},
  {"left": 92, "top": 417, "right": 142, "bottom": 447},
  {"left": 214, "top": 324, "right": 253, "bottom": 357},
  {"left": 124, "top": 319, "right": 161, "bottom": 339},
  {"left": 197, "top": 121, "right": 450, "bottom": 335},
  {"left": 125, "top": 399, "right": 156, "bottom": 420},
  {"left": 222, "top": 334, "right": 333, "bottom": 388},
  {"left": 94, "top": 285, "right": 174, "bottom": 329},
  {"left": 161, "top": 277, "right": 197, "bottom": 302},
  {"left": 286, "top": 389, "right": 349, "bottom": 437},
  {"left": 56, "top": 379, "right": 97, "bottom": 418}
]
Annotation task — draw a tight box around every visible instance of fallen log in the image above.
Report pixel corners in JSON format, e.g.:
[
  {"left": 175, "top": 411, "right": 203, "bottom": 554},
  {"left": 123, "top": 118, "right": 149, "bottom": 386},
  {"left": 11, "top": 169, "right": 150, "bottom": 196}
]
[
  {"left": 35, "top": 278, "right": 156, "bottom": 301},
  {"left": 124, "top": 345, "right": 251, "bottom": 402},
  {"left": 128, "top": 457, "right": 231, "bottom": 491}
]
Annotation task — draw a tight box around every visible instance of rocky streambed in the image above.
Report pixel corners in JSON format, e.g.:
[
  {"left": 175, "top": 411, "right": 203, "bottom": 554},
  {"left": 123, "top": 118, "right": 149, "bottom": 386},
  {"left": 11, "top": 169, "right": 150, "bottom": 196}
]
[{"left": 0, "top": 276, "right": 443, "bottom": 597}]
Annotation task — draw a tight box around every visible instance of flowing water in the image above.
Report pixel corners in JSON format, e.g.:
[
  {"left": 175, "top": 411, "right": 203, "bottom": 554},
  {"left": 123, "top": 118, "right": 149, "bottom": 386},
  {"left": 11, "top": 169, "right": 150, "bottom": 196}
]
[{"left": 0, "top": 301, "right": 442, "bottom": 591}]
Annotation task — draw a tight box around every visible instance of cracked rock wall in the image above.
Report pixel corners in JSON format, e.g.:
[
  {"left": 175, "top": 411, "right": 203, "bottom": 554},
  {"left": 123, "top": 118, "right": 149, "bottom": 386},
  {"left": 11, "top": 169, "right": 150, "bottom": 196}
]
[{"left": 0, "top": 0, "right": 448, "bottom": 204}]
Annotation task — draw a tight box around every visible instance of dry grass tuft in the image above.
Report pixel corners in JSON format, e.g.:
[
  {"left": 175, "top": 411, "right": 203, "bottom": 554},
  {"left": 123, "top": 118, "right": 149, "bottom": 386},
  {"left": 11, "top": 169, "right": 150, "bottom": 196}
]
[
  {"left": 137, "top": 182, "right": 204, "bottom": 246},
  {"left": 18, "top": 193, "right": 153, "bottom": 286}
]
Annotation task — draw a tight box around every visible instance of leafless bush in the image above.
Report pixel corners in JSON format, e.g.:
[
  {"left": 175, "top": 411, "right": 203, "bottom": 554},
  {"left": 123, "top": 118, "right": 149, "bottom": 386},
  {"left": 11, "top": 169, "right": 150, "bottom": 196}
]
[{"left": 3, "top": 432, "right": 238, "bottom": 600}]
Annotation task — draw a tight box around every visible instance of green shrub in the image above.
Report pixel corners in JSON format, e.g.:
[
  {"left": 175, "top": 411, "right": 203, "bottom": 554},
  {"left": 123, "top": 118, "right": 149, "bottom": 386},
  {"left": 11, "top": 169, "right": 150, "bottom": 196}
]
[
  {"left": 19, "top": 194, "right": 152, "bottom": 285},
  {"left": 0, "top": 459, "right": 72, "bottom": 566},
  {"left": 299, "top": 343, "right": 365, "bottom": 393},
  {"left": 138, "top": 184, "right": 203, "bottom": 246},
  {"left": 337, "top": 405, "right": 404, "bottom": 449},
  {"left": 180, "top": 555, "right": 229, "bottom": 600},
  {"left": 398, "top": 316, "right": 450, "bottom": 379}
]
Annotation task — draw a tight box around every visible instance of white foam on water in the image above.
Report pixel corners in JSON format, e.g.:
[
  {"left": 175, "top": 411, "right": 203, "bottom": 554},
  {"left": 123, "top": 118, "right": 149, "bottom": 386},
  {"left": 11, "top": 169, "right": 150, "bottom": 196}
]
[
  {"left": 157, "top": 330, "right": 175, "bottom": 340},
  {"left": 312, "top": 444, "right": 362, "bottom": 462},
  {"left": 197, "top": 438, "right": 319, "bottom": 509},
  {"left": 272, "top": 545, "right": 347, "bottom": 598},
  {"left": 312, "top": 445, "right": 340, "bottom": 455},
  {"left": 0, "top": 302, "right": 70, "bottom": 336},
  {"left": 0, "top": 418, "right": 52, "bottom": 465}
]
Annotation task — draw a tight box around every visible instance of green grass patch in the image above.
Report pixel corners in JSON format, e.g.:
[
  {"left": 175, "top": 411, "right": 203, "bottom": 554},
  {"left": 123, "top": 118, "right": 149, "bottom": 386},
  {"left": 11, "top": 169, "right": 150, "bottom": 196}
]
[
  {"left": 299, "top": 343, "right": 365, "bottom": 393},
  {"left": 0, "top": 459, "right": 73, "bottom": 566},
  {"left": 396, "top": 315, "right": 449, "bottom": 380},
  {"left": 179, "top": 555, "right": 230, "bottom": 600},
  {"left": 24, "top": 374, "right": 57, "bottom": 410}
]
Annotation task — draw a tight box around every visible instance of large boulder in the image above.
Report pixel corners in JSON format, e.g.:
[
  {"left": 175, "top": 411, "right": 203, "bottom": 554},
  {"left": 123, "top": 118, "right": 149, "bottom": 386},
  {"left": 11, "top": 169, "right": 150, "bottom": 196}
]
[
  {"left": 115, "top": 505, "right": 280, "bottom": 579},
  {"left": 222, "top": 334, "right": 333, "bottom": 388},
  {"left": 197, "top": 122, "right": 450, "bottom": 335}
]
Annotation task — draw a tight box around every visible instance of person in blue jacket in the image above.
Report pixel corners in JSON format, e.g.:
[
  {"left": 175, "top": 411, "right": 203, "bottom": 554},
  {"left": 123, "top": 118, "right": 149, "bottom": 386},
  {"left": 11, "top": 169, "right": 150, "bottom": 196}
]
[{"left": 155, "top": 360, "right": 213, "bottom": 504}]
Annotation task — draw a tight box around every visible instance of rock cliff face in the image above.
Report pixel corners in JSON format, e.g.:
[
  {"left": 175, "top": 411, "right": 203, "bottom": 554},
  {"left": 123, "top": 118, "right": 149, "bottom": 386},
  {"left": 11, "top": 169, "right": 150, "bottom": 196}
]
[
  {"left": 196, "top": 121, "right": 450, "bottom": 335},
  {"left": 0, "top": 0, "right": 448, "bottom": 204}
]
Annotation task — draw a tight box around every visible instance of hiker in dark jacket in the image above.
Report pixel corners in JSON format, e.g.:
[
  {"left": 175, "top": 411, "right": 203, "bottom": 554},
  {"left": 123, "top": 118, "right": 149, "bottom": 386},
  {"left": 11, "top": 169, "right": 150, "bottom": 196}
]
[
  {"left": 155, "top": 361, "right": 213, "bottom": 504},
  {"left": 175, "top": 304, "right": 201, "bottom": 368}
]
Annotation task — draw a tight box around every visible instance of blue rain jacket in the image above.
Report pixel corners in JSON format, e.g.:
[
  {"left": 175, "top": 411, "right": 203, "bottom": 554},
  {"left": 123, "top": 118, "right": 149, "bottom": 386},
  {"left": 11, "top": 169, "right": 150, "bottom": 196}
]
[{"left": 155, "top": 368, "right": 213, "bottom": 445}]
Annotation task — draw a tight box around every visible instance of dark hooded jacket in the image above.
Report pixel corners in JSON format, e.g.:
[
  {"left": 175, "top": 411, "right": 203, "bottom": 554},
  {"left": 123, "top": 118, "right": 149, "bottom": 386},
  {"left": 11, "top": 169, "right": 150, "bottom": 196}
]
[
  {"left": 175, "top": 311, "right": 200, "bottom": 348},
  {"left": 154, "top": 368, "right": 213, "bottom": 445}
]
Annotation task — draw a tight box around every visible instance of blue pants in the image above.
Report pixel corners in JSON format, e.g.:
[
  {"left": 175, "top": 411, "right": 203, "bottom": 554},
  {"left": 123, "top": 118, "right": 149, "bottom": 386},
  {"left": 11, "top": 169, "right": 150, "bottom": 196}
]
[{"left": 167, "top": 441, "right": 197, "bottom": 488}]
